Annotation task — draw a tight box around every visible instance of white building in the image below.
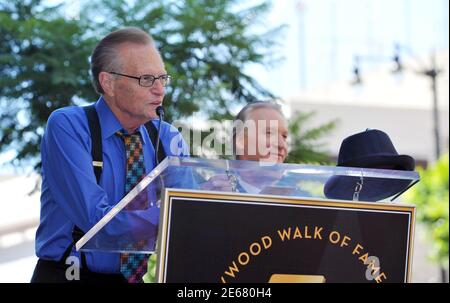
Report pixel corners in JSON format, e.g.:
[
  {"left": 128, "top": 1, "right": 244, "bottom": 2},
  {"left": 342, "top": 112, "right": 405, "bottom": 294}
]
[{"left": 286, "top": 49, "right": 449, "bottom": 165}]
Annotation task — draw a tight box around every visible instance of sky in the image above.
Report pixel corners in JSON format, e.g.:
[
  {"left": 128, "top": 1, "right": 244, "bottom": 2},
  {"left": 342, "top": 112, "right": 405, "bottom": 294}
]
[{"left": 248, "top": 0, "right": 449, "bottom": 98}]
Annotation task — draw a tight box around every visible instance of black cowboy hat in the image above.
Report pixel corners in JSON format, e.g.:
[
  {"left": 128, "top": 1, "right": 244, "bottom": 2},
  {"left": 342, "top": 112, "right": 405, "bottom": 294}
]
[{"left": 324, "top": 129, "right": 415, "bottom": 202}]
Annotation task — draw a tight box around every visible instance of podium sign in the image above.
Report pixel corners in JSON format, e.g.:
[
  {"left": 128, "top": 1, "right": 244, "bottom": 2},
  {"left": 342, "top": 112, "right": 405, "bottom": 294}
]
[
  {"left": 74, "top": 157, "right": 419, "bottom": 283},
  {"left": 156, "top": 189, "right": 415, "bottom": 283}
]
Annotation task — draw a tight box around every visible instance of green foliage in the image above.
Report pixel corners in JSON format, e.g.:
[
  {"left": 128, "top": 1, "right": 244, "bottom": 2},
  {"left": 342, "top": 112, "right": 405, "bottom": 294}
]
[
  {"left": 143, "top": 254, "right": 157, "bottom": 283},
  {"left": 285, "top": 111, "right": 339, "bottom": 164},
  {"left": 1, "top": 0, "right": 337, "bottom": 166},
  {"left": 404, "top": 154, "right": 449, "bottom": 267},
  {"left": 0, "top": 0, "right": 98, "bottom": 169},
  {"left": 82, "top": 0, "right": 282, "bottom": 121},
  {"left": 1, "top": 0, "right": 282, "bottom": 168}
]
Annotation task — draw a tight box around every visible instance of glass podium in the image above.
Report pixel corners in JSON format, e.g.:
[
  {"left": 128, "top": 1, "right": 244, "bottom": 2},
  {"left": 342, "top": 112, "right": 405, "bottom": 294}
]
[{"left": 75, "top": 156, "right": 419, "bottom": 255}]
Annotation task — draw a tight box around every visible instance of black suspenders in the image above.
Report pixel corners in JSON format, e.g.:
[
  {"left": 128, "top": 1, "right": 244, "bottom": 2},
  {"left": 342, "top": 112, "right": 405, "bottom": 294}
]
[
  {"left": 84, "top": 104, "right": 167, "bottom": 178},
  {"left": 61, "top": 104, "right": 166, "bottom": 268},
  {"left": 84, "top": 105, "right": 103, "bottom": 182}
]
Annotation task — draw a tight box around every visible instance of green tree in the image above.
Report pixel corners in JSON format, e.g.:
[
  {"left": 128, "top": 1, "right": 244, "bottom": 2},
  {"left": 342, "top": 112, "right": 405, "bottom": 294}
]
[
  {"left": 404, "top": 153, "right": 449, "bottom": 282},
  {"left": 0, "top": 0, "right": 98, "bottom": 169},
  {"left": 1, "top": 0, "right": 284, "bottom": 170},
  {"left": 286, "top": 111, "right": 339, "bottom": 164},
  {"left": 82, "top": 0, "right": 283, "bottom": 121},
  {"left": 2, "top": 0, "right": 337, "bottom": 170}
]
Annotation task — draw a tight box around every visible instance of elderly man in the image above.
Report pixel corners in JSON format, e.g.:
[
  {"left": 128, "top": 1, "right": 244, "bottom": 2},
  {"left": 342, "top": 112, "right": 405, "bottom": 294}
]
[
  {"left": 31, "top": 28, "right": 188, "bottom": 283},
  {"left": 233, "top": 101, "right": 288, "bottom": 164},
  {"left": 202, "top": 101, "right": 289, "bottom": 193}
]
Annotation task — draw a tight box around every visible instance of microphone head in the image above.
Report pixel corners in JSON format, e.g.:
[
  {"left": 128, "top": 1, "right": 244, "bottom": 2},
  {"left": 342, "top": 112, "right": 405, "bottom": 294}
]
[{"left": 156, "top": 106, "right": 165, "bottom": 118}]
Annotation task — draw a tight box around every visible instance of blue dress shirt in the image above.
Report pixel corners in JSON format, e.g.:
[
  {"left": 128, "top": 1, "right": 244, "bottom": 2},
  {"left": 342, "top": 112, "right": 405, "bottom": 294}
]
[{"left": 35, "top": 96, "right": 189, "bottom": 274}]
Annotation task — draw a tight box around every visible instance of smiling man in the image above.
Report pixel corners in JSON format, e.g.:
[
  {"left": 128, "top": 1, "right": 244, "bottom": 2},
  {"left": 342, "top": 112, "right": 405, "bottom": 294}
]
[
  {"left": 31, "top": 27, "right": 189, "bottom": 283},
  {"left": 201, "top": 102, "right": 289, "bottom": 193},
  {"left": 233, "top": 101, "right": 288, "bottom": 164}
]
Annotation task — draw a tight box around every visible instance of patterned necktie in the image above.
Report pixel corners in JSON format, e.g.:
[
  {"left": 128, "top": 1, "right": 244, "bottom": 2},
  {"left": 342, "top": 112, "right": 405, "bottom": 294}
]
[{"left": 116, "top": 131, "right": 149, "bottom": 283}]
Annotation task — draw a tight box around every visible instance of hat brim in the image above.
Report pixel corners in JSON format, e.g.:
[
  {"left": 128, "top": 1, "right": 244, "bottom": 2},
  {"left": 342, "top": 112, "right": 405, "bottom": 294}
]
[
  {"left": 339, "top": 154, "right": 415, "bottom": 171},
  {"left": 323, "top": 175, "right": 413, "bottom": 202}
]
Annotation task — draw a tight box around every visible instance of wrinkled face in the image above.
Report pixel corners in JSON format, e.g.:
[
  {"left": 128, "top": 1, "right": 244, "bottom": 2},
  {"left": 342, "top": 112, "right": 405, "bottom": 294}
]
[
  {"left": 109, "top": 42, "right": 166, "bottom": 123},
  {"left": 236, "top": 108, "right": 288, "bottom": 164}
]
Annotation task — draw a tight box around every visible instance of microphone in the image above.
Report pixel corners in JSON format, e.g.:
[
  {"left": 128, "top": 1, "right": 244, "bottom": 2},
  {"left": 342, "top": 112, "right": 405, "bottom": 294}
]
[
  {"left": 155, "top": 106, "right": 165, "bottom": 165},
  {"left": 156, "top": 106, "right": 165, "bottom": 119}
]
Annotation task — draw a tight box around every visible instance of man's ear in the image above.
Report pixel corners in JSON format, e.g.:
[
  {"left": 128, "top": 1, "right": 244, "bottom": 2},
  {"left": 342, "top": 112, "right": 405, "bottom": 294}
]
[{"left": 99, "top": 71, "right": 115, "bottom": 96}]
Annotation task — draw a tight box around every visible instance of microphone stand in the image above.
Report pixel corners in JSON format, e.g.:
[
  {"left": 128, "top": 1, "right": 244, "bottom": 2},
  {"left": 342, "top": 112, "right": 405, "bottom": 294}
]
[
  {"left": 154, "top": 106, "right": 165, "bottom": 209},
  {"left": 155, "top": 106, "right": 164, "bottom": 165}
]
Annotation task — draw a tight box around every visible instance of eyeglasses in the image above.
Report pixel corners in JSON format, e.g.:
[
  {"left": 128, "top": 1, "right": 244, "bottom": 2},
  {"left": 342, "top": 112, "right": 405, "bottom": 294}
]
[{"left": 108, "top": 71, "right": 172, "bottom": 87}]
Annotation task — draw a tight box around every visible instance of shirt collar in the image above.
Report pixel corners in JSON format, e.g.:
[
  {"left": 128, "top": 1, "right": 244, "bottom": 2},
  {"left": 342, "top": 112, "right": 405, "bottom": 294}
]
[{"left": 94, "top": 96, "right": 149, "bottom": 145}]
